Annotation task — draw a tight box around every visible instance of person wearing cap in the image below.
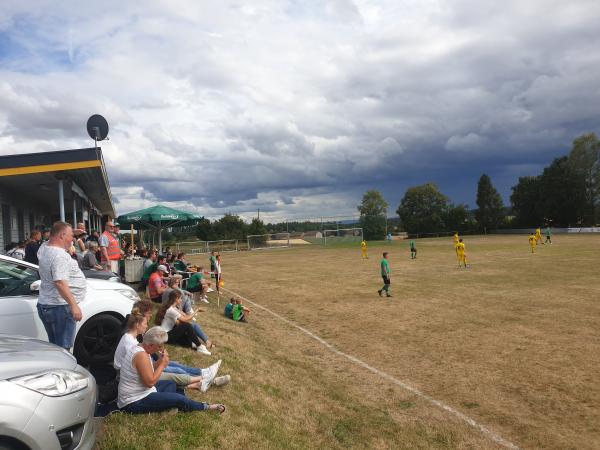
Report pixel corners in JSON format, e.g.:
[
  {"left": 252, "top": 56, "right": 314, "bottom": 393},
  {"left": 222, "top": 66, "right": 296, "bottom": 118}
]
[
  {"left": 117, "top": 326, "right": 226, "bottom": 414},
  {"left": 99, "top": 221, "right": 121, "bottom": 273},
  {"left": 148, "top": 264, "right": 168, "bottom": 303}
]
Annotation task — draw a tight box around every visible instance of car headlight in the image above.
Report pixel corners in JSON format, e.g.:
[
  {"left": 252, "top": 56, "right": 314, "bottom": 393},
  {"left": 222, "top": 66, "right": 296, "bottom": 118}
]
[
  {"left": 116, "top": 289, "right": 140, "bottom": 302},
  {"left": 109, "top": 276, "right": 121, "bottom": 282},
  {"left": 11, "top": 369, "right": 88, "bottom": 397}
]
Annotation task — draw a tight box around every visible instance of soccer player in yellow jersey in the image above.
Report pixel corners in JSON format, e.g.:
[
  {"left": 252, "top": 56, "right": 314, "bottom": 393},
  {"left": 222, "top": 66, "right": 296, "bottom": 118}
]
[
  {"left": 361, "top": 240, "right": 368, "bottom": 259},
  {"left": 528, "top": 232, "right": 537, "bottom": 253},
  {"left": 453, "top": 232, "right": 459, "bottom": 244},
  {"left": 456, "top": 238, "right": 468, "bottom": 268},
  {"left": 535, "top": 227, "right": 543, "bottom": 245}
]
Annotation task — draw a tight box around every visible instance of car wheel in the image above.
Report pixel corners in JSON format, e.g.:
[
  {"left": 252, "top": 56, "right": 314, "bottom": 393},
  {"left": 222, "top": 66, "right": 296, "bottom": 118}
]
[
  {"left": 0, "top": 437, "right": 28, "bottom": 450},
  {"left": 74, "top": 313, "right": 123, "bottom": 366}
]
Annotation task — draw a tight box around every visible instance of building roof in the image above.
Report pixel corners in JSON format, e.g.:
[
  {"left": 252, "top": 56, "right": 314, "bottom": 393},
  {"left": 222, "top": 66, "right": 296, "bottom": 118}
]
[{"left": 0, "top": 147, "right": 115, "bottom": 217}]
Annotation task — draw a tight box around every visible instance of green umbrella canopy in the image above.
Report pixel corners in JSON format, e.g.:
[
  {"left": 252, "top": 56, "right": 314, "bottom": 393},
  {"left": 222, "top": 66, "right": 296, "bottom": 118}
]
[
  {"left": 116, "top": 205, "right": 201, "bottom": 228},
  {"left": 116, "top": 205, "right": 201, "bottom": 253}
]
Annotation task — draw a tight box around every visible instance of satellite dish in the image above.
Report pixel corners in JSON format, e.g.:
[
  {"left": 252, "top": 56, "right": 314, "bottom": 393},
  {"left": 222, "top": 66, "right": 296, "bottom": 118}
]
[{"left": 86, "top": 114, "right": 109, "bottom": 141}]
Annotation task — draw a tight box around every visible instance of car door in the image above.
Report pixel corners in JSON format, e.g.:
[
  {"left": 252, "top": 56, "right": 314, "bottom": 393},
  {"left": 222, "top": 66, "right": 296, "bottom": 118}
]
[{"left": 0, "top": 259, "right": 47, "bottom": 340}]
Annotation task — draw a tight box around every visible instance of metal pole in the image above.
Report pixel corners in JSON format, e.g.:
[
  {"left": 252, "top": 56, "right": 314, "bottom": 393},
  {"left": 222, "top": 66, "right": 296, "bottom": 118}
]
[
  {"left": 58, "top": 180, "right": 65, "bottom": 222},
  {"left": 72, "top": 196, "right": 77, "bottom": 228},
  {"left": 158, "top": 220, "right": 162, "bottom": 254}
]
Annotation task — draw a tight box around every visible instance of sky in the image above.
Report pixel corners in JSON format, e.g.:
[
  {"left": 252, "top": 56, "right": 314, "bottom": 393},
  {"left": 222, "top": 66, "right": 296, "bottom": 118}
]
[{"left": 0, "top": 0, "right": 599, "bottom": 223}]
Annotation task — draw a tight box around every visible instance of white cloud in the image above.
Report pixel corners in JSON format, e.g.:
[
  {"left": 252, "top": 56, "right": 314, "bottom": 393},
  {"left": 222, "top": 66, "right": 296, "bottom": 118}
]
[{"left": 0, "top": 0, "right": 598, "bottom": 219}]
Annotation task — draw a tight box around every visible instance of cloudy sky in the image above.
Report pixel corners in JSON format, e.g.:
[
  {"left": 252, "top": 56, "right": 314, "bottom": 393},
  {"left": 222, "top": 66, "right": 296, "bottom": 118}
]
[{"left": 1, "top": 0, "right": 599, "bottom": 222}]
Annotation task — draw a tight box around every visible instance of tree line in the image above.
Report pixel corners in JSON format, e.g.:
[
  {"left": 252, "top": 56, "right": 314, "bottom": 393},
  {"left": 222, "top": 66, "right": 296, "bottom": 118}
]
[
  {"left": 161, "top": 132, "right": 598, "bottom": 243},
  {"left": 357, "top": 133, "right": 599, "bottom": 238}
]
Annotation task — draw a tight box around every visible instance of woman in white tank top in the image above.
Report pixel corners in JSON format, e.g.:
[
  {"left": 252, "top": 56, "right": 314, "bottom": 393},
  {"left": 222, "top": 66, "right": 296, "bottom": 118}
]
[{"left": 117, "top": 326, "right": 225, "bottom": 414}]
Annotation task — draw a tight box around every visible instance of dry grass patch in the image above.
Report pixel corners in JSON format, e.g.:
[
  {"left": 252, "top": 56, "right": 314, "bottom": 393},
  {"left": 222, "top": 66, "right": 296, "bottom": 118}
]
[{"left": 97, "top": 235, "right": 599, "bottom": 449}]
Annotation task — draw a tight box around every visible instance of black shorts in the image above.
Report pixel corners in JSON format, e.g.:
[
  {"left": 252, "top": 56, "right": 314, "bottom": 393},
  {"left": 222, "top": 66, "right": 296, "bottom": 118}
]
[{"left": 382, "top": 276, "right": 391, "bottom": 285}]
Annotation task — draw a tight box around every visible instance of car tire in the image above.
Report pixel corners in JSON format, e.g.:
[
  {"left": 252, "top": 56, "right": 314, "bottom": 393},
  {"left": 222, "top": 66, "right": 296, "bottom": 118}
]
[
  {"left": 74, "top": 313, "right": 123, "bottom": 366},
  {"left": 0, "top": 437, "right": 28, "bottom": 450}
]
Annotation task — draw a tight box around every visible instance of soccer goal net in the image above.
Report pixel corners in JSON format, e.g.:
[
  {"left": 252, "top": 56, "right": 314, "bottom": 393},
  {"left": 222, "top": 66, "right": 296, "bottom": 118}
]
[
  {"left": 247, "top": 232, "right": 291, "bottom": 251},
  {"left": 323, "top": 228, "right": 363, "bottom": 245}
]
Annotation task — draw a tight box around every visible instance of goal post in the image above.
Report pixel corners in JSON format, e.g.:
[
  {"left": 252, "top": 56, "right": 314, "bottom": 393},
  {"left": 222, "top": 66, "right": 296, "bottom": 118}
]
[
  {"left": 247, "top": 232, "right": 291, "bottom": 251},
  {"left": 323, "top": 228, "right": 363, "bottom": 246}
]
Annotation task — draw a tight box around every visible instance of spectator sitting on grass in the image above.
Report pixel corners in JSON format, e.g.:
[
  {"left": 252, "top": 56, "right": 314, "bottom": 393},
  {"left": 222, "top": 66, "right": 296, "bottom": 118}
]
[
  {"left": 148, "top": 264, "right": 168, "bottom": 303},
  {"left": 155, "top": 290, "right": 212, "bottom": 354},
  {"left": 115, "top": 311, "right": 226, "bottom": 392},
  {"left": 224, "top": 298, "right": 251, "bottom": 322},
  {"left": 185, "top": 266, "right": 210, "bottom": 303},
  {"left": 141, "top": 253, "right": 163, "bottom": 290},
  {"left": 117, "top": 326, "right": 226, "bottom": 414},
  {"left": 173, "top": 252, "right": 189, "bottom": 273},
  {"left": 129, "top": 300, "right": 224, "bottom": 381},
  {"left": 82, "top": 241, "right": 103, "bottom": 270},
  {"left": 162, "top": 275, "right": 193, "bottom": 313}
]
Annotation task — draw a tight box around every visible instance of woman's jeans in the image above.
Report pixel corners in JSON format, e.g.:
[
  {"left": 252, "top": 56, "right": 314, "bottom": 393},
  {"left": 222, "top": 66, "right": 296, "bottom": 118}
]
[{"left": 122, "top": 380, "right": 208, "bottom": 413}]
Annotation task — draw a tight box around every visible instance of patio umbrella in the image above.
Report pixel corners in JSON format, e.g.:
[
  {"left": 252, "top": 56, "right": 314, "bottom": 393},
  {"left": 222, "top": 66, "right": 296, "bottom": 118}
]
[{"left": 116, "top": 205, "right": 201, "bottom": 253}]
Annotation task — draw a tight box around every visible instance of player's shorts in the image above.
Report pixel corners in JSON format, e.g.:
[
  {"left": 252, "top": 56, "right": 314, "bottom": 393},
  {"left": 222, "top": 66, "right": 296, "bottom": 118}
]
[
  {"left": 411, "top": 248, "right": 417, "bottom": 253},
  {"left": 382, "top": 276, "right": 391, "bottom": 285}
]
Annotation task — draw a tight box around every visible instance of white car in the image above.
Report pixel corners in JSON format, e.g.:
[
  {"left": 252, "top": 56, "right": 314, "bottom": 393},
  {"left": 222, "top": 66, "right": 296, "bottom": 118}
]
[{"left": 0, "top": 254, "right": 138, "bottom": 366}]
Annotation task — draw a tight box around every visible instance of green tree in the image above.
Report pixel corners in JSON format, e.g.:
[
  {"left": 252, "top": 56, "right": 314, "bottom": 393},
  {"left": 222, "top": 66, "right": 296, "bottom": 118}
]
[
  {"left": 212, "top": 214, "right": 247, "bottom": 240},
  {"left": 475, "top": 174, "right": 505, "bottom": 231},
  {"left": 539, "top": 156, "right": 579, "bottom": 226},
  {"left": 397, "top": 183, "right": 448, "bottom": 234},
  {"left": 246, "top": 218, "right": 267, "bottom": 241},
  {"left": 568, "top": 133, "right": 600, "bottom": 224},
  {"left": 195, "top": 217, "right": 214, "bottom": 241},
  {"left": 510, "top": 176, "right": 543, "bottom": 226},
  {"left": 357, "top": 190, "right": 388, "bottom": 240},
  {"left": 443, "top": 203, "right": 473, "bottom": 232}
]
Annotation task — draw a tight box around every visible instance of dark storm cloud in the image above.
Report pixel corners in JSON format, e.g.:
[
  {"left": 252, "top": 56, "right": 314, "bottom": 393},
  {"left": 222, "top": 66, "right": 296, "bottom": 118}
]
[{"left": 0, "top": 0, "right": 598, "bottom": 219}]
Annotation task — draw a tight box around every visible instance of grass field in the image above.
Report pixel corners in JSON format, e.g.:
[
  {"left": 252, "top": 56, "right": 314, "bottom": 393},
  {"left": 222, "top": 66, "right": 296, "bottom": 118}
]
[{"left": 97, "top": 234, "right": 600, "bottom": 449}]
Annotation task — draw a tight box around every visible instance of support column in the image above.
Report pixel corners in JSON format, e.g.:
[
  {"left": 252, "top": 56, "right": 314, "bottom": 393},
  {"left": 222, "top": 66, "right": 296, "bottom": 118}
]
[
  {"left": 58, "top": 180, "right": 65, "bottom": 222},
  {"left": 72, "top": 195, "right": 77, "bottom": 228}
]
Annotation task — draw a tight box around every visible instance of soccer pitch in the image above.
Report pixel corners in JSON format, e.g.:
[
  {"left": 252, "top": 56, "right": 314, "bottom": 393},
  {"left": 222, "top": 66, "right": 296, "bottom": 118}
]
[{"left": 98, "top": 234, "right": 599, "bottom": 449}]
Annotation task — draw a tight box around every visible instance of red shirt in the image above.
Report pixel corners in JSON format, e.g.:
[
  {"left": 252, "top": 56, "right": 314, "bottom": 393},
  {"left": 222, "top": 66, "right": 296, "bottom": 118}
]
[{"left": 148, "top": 272, "right": 166, "bottom": 299}]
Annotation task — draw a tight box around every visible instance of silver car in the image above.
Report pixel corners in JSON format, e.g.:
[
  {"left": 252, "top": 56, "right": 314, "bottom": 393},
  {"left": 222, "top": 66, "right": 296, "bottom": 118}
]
[{"left": 0, "top": 335, "right": 97, "bottom": 450}]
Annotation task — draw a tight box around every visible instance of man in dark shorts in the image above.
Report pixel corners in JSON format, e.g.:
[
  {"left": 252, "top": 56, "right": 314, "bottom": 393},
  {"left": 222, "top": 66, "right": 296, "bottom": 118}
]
[{"left": 378, "top": 252, "right": 392, "bottom": 297}]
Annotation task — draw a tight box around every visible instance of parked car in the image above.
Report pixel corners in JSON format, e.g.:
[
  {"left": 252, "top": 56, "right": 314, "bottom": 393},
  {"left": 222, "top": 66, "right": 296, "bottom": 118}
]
[
  {"left": 0, "top": 254, "right": 137, "bottom": 365},
  {"left": 0, "top": 335, "right": 97, "bottom": 450},
  {"left": 81, "top": 268, "right": 121, "bottom": 283}
]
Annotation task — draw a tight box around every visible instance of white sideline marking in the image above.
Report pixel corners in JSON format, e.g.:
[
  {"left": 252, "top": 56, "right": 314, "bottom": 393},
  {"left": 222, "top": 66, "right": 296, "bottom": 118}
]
[{"left": 222, "top": 287, "right": 519, "bottom": 450}]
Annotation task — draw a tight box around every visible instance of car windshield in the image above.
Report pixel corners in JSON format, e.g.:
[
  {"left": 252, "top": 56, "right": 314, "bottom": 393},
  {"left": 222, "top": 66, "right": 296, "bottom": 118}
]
[{"left": 0, "top": 259, "right": 39, "bottom": 296}]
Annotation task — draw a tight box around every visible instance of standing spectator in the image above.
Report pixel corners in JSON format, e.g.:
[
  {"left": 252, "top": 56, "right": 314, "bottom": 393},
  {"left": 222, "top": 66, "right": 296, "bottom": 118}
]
[
  {"left": 24, "top": 230, "right": 42, "bottom": 265},
  {"left": 36, "top": 221, "right": 85, "bottom": 349},
  {"left": 214, "top": 254, "right": 222, "bottom": 294},
  {"left": 41, "top": 228, "right": 50, "bottom": 242},
  {"left": 148, "top": 264, "right": 168, "bottom": 303},
  {"left": 209, "top": 251, "right": 216, "bottom": 279},
  {"left": 86, "top": 230, "right": 100, "bottom": 244},
  {"left": 7, "top": 241, "right": 26, "bottom": 260},
  {"left": 82, "top": 241, "right": 103, "bottom": 270},
  {"left": 99, "top": 221, "right": 121, "bottom": 273}
]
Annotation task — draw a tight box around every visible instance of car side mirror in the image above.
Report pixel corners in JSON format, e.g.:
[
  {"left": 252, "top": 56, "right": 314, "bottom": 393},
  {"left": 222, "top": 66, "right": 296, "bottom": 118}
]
[{"left": 30, "top": 280, "right": 41, "bottom": 292}]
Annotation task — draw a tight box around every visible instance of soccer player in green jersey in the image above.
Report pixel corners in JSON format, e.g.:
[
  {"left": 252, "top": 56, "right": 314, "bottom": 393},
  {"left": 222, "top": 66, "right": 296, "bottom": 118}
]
[
  {"left": 545, "top": 226, "right": 552, "bottom": 244},
  {"left": 378, "top": 252, "right": 392, "bottom": 297},
  {"left": 409, "top": 239, "right": 417, "bottom": 259}
]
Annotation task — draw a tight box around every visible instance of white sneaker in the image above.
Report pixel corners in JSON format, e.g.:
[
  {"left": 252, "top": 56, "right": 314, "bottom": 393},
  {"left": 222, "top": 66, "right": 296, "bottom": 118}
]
[
  {"left": 200, "top": 359, "right": 222, "bottom": 392},
  {"left": 213, "top": 374, "right": 231, "bottom": 387},
  {"left": 201, "top": 296, "right": 209, "bottom": 304},
  {"left": 197, "top": 344, "right": 211, "bottom": 355}
]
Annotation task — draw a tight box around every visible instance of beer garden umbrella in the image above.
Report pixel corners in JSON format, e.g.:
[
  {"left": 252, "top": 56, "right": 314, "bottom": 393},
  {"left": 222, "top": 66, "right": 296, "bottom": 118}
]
[{"left": 116, "top": 205, "right": 201, "bottom": 253}]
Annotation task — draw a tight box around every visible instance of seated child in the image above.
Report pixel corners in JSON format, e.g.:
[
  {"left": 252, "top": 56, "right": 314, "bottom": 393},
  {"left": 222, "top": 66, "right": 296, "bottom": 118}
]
[
  {"left": 224, "top": 298, "right": 234, "bottom": 319},
  {"left": 224, "top": 298, "right": 251, "bottom": 322}
]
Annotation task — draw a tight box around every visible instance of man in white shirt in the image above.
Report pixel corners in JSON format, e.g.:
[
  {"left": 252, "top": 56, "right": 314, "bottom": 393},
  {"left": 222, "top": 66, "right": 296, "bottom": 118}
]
[{"left": 37, "top": 221, "right": 86, "bottom": 349}]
